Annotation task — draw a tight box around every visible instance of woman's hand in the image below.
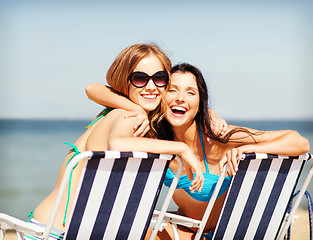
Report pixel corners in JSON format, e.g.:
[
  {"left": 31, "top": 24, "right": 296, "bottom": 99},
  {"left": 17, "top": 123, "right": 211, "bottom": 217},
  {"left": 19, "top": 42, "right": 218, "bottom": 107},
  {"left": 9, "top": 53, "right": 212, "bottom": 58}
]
[
  {"left": 180, "top": 147, "right": 204, "bottom": 193},
  {"left": 124, "top": 106, "right": 150, "bottom": 137},
  {"left": 209, "top": 109, "right": 228, "bottom": 138},
  {"left": 219, "top": 145, "right": 254, "bottom": 175},
  {"left": 211, "top": 118, "right": 228, "bottom": 137}
]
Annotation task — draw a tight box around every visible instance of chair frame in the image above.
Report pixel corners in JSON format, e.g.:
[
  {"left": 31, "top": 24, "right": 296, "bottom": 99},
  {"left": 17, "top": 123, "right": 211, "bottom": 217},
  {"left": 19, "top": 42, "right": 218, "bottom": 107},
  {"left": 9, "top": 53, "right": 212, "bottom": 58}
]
[
  {"left": 277, "top": 153, "right": 313, "bottom": 240},
  {"left": 153, "top": 152, "right": 312, "bottom": 240},
  {"left": 0, "top": 151, "right": 183, "bottom": 240}
]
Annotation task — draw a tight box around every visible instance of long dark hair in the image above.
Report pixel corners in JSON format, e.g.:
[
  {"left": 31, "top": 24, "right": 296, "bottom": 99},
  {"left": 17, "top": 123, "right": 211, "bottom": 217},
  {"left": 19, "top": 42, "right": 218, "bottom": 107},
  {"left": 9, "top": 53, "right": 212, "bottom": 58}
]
[{"left": 156, "top": 63, "right": 258, "bottom": 143}]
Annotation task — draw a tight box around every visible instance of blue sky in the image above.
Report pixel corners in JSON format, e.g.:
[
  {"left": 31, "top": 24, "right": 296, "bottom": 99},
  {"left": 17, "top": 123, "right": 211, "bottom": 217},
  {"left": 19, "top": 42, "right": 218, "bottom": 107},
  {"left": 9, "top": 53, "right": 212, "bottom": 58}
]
[{"left": 1, "top": 0, "right": 313, "bottom": 120}]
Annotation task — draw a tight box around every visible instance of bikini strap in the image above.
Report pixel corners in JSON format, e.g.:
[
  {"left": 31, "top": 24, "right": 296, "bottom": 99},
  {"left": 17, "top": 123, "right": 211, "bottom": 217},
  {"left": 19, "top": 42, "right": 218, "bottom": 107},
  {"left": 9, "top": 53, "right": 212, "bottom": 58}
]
[
  {"left": 199, "top": 128, "right": 209, "bottom": 173},
  {"left": 86, "top": 107, "right": 114, "bottom": 128},
  {"left": 27, "top": 210, "right": 34, "bottom": 222},
  {"left": 63, "top": 142, "right": 81, "bottom": 226}
]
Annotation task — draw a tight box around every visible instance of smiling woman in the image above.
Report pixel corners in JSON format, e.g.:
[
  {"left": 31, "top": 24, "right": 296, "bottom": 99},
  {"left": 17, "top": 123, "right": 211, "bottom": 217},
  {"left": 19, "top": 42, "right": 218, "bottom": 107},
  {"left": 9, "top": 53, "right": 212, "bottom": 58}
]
[
  {"left": 21, "top": 44, "right": 204, "bottom": 240},
  {"left": 164, "top": 71, "right": 200, "bottom": 129},
  {"left": 85, "top": 62, "right": 309, "bottom": 239},
  {"left": 146, "top": 63, "right": 310, "bottom": 239},
  {"left": 128, "top": 55, "right": 168, "bottom": 113}
]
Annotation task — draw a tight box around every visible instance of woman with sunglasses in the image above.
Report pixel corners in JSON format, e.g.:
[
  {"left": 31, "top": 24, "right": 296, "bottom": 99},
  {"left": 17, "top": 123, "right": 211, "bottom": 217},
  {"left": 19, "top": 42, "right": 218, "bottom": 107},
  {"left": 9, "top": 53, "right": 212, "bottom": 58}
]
[
  {"left": 26, "top": 44, "right": 204, "bottom": 239},
  {"left": 86, "top": 63, "right": 309, "bottom": 239},
  {"left": 86, "top": 72, "right": 227, "bottom": 138}
]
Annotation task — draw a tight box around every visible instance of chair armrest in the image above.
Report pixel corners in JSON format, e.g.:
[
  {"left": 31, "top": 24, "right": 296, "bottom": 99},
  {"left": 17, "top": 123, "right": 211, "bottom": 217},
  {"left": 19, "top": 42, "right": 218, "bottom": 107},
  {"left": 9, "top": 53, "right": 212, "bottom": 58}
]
[
  {"left": 0, "top": 213, "right": 44, "bottom": 236},
  {"left": 152, "top": 210, "right": 201, "bottom": 228}
]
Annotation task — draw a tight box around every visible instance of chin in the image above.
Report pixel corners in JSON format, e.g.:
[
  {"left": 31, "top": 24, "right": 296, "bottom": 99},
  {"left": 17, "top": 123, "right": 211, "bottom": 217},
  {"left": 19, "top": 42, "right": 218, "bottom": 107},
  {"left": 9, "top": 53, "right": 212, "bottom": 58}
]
[
  {"left": 166, "top": 118, "right": 186, "bottom": 128},
  {"left": 142, "top": 104, "right": 159, "bottom": 112},
  {"left": 166, "top": 114, "right": 195, "bottom": 129},
  {"left": 142, "top": 101, "right": 160, "bottom": 111}
]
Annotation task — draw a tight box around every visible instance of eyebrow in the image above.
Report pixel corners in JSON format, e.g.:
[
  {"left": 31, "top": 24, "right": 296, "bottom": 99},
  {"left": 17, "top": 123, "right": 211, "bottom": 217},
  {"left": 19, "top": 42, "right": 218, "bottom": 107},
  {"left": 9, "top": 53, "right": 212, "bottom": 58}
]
[{"left": 169, "top": 84, "right": 199, "bottom": 92}]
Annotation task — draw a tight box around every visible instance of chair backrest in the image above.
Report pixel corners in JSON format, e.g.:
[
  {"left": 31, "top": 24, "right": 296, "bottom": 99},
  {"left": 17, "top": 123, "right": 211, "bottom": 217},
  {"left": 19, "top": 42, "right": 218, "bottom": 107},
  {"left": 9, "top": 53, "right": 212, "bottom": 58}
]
[
  {"left": 64, "top": 151, "right": 173, "bottom": 240},
  {"left": 213, "top": 153, "right": 308, "bottom": 240}
]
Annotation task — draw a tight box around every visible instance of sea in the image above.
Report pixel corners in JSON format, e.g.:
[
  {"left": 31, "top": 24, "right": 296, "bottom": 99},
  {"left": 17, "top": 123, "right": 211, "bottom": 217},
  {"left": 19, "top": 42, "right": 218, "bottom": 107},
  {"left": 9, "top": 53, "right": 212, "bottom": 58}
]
[{"left": 0, "top": 119, "right": 313, "bottom": 221}]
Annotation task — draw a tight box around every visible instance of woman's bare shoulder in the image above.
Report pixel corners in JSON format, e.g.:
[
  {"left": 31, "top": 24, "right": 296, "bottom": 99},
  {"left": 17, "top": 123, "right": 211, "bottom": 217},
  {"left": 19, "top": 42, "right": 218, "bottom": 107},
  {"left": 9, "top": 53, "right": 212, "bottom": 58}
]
[
  {"left": 85, "top": 109, "right": 136, "bottom": 150},
  {"left": 97, "top": 108, "right": 137, "bottom": 131},
  {"left": 107, "top": 108, "right": 133, "bottom": 118}
]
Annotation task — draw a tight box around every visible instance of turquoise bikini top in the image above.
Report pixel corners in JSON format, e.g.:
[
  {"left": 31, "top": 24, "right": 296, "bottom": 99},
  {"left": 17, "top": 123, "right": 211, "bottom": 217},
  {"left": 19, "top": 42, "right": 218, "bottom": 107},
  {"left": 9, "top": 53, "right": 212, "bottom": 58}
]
[
  {"left": 87, "top": 108, "right": 114, "bottom": 128},
  {"left": 163, "top": 128, "right": 232, "bottom": 202}
]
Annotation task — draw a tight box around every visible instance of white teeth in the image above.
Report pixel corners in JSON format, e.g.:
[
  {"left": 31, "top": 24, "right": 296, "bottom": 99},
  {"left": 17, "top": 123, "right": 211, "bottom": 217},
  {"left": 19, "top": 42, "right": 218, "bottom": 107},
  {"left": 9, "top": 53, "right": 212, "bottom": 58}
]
[
  {"left": 171, "top": 106, "right": 186, "bottom": 112},
  {"left": 171, "top": 106, "right": 187, "bottom": 115},
  {"left": 142, "top": 94, "right": 157, "bottom": 99}
]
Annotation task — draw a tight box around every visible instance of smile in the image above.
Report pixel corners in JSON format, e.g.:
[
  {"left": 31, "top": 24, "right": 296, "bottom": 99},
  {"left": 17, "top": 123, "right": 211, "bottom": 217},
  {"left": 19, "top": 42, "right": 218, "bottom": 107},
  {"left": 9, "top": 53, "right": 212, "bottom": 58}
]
[
  {"left": 170, "top": 106, "right": 187, "bottom": 116},
  {"left": 141, "top": 94, "right": 158, "bottom": 100}
]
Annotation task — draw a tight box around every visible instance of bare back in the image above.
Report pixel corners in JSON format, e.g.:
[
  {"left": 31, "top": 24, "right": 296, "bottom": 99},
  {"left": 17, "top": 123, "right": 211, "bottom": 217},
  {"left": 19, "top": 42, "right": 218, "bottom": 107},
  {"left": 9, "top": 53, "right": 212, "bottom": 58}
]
[{"left": 33, "top": 109, "right": 130, "bottom": 230}]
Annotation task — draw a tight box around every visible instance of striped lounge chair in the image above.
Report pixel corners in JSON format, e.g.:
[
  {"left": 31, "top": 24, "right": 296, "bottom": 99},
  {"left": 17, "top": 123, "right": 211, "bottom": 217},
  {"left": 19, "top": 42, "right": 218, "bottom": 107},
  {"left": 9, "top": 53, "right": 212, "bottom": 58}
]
[
  {"left": 0, "top": 151, "right": 182, "bottom": 240},
  {"left": 156, "top": 152, "right": 312, "bottom": 240}
]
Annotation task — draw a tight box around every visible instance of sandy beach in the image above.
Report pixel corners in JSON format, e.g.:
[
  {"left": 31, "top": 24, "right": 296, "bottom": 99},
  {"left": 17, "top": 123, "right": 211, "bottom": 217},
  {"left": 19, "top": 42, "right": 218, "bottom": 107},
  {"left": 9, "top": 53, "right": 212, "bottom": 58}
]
[
  {"left": 289, "top": 208, "right": 311, "bottom": 240},
  {"left": 3, "top": 208, "right": 310, "bottom": 240}
]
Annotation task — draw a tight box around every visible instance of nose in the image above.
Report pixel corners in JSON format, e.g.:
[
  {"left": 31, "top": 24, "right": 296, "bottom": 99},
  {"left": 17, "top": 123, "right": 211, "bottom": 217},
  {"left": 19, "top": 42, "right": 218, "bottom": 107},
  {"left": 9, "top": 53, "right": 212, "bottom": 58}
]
[
  {"left": 145, "top": 79, "right": 157, "bottom": 91},
  {"left": 175, "top": 91, "right": 185, "bottom": 103}
]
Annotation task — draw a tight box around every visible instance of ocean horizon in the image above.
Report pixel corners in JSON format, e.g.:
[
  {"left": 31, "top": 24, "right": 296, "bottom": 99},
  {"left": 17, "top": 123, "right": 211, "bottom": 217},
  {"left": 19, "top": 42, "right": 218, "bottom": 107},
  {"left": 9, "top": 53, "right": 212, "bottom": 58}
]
[{"left": 1, "top": 119, "right": 312, "bottom": 220}]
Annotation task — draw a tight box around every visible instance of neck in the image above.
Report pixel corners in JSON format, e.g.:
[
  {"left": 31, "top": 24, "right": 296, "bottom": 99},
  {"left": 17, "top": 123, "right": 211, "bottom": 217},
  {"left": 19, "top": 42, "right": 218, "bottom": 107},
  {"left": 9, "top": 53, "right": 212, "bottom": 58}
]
[
  {"left": 172, "top": 121, "right": 206, "bottom": 163},
  {"left": 172, "top": 121, "right": 198, "bottom": 146}
]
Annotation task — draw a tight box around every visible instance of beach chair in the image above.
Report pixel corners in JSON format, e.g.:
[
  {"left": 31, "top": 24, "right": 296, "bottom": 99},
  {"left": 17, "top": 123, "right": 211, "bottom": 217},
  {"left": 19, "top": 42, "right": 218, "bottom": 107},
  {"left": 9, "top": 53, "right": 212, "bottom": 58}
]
[
  {"left": 0, "top": 150, "right": 183, "bottom": 240},
  {"left": 153, "top": 152, "right": 312, "bottom": 240}
]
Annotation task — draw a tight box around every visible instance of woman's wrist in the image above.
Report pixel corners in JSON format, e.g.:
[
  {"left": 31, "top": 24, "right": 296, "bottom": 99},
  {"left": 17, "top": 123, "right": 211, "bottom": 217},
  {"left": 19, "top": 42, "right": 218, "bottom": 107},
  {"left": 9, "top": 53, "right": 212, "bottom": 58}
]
[
  {"left": 239, "top": 144, "right": 254, "bottom": 153},
  {"left": 179, "top": 143, "right": 191, "bottom": 157}
]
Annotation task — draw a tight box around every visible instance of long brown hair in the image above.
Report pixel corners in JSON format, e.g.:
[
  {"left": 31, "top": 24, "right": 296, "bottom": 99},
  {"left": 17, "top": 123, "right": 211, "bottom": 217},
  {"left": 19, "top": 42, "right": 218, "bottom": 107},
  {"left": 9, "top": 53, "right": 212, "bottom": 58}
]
[
  {"left": 156, "top": 63, "right": 261, "bottom": 143},
  {"left": 106, "top": 43, "right": 172, "bottom": 138},
  {"left": 107, "top": 43, "right": 172, "bottom": 97}
]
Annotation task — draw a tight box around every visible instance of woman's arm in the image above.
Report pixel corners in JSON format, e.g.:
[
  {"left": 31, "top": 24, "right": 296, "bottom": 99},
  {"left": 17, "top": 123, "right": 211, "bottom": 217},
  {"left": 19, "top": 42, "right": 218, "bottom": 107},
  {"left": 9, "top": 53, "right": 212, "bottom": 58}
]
[
  {"left": 86, "top": 83, "right": 149, "bottom": 136},
  {"left": 225, "top": 125, "right": 310, "bottom": 154},
  {"left": 239, "top": 130, "right": 310, "bottom": 155},
  {"left": 208, "top": 109, "right": 228, "bottom": 137},
  {"left": 86, "top": 83, "right": 140, "bottom": 111},
  {"left": 86, "top": 109, "right": 204, "bottom": 193},
  {"left": 220, "top": 128, "right": 310, "bottom": 175},
  {"left": 108, "top": 112, "right": 204, "bottom": 193}
]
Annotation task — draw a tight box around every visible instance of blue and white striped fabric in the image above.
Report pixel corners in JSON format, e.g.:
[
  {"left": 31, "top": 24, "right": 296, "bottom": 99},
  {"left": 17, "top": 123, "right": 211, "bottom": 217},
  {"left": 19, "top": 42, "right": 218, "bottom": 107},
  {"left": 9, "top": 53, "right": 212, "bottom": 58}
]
[
  {"left": 64, "top": 151, "right": 173, "bottom": 240},
  {"left": 213, "top": 153, "right": 308, "bottom": 240}
]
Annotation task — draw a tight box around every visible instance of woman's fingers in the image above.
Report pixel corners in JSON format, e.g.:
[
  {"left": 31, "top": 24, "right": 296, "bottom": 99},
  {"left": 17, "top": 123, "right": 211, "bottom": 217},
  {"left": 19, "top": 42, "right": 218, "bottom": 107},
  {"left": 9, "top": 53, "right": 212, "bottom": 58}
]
[
  {"left": 222, "top": 148, "right": 243, "bottom": 176},
  {"left": 189, "top": 171, "right": 204, "bottom": 193},
  {"left": 220, "top": 120, "right": 228, "bottom": 136},
  {"left": 133, "top": 119, "right": 150, "bottom": 137},
  {"left": 210, "top": 119, "right": 228, "bottom": 137},
  {"left": 219, "top": 156, "right": 227, "bottom": 172},
  {"left": 185, "top": 166, "right": 204, "bottom": 193},
  {"left": 231, "top": 148, "right": 238, "bottom": 172},
  {"left": 186, "top": 168, "right": 194, "bottom": 181},
  {"left": 181, "top": 149, "right": 204, "bottom": 193},
  {"left": 226, "top": 150, "right": 235, "bottom": 175},
  {"left": 211, "top": 122, "right": 220, "bottom": 136},
  {"left": 123, "top": 112, "right": 137, "bottom": 118},
  {"left": 124, "top": 111, "right": 150, "bottom": 137}
]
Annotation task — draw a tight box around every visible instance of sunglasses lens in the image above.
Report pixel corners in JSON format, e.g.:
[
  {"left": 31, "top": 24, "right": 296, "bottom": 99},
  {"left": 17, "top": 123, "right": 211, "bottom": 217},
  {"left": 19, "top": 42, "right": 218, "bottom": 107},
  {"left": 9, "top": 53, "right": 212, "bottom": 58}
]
[
  {"left": 129, "top": 71, "right": 168, "bottom": 88},
  {"left": 131, "top": 72, "right": 148, "bottom": 87},
  {"left": 153, "top": 72, "right": 168, "bottom": 87}
]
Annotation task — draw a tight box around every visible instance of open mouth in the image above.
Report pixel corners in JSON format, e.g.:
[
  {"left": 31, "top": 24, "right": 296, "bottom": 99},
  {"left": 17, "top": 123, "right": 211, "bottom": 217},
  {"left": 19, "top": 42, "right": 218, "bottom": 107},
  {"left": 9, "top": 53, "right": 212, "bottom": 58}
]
[{"left": 170, "top": 106, "right": 187, "bottom": 116}]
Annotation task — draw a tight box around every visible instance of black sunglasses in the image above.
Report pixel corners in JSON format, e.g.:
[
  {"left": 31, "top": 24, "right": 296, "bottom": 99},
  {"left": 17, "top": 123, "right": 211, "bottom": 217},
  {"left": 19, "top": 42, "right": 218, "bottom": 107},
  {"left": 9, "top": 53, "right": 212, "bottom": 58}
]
[{"left": 128, "top": 71, "right": 169, "bottom": 88}]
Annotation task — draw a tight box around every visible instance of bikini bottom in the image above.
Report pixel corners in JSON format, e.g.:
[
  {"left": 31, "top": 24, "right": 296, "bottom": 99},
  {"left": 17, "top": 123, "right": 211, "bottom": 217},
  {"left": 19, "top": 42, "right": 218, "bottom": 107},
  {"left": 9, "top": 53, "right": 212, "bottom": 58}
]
[
  {"left": 180, "top": 225, "right": 213, "bottom": 240},
  {"left": 24, "top": 218, "right": 65, "bottom": 240}
]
